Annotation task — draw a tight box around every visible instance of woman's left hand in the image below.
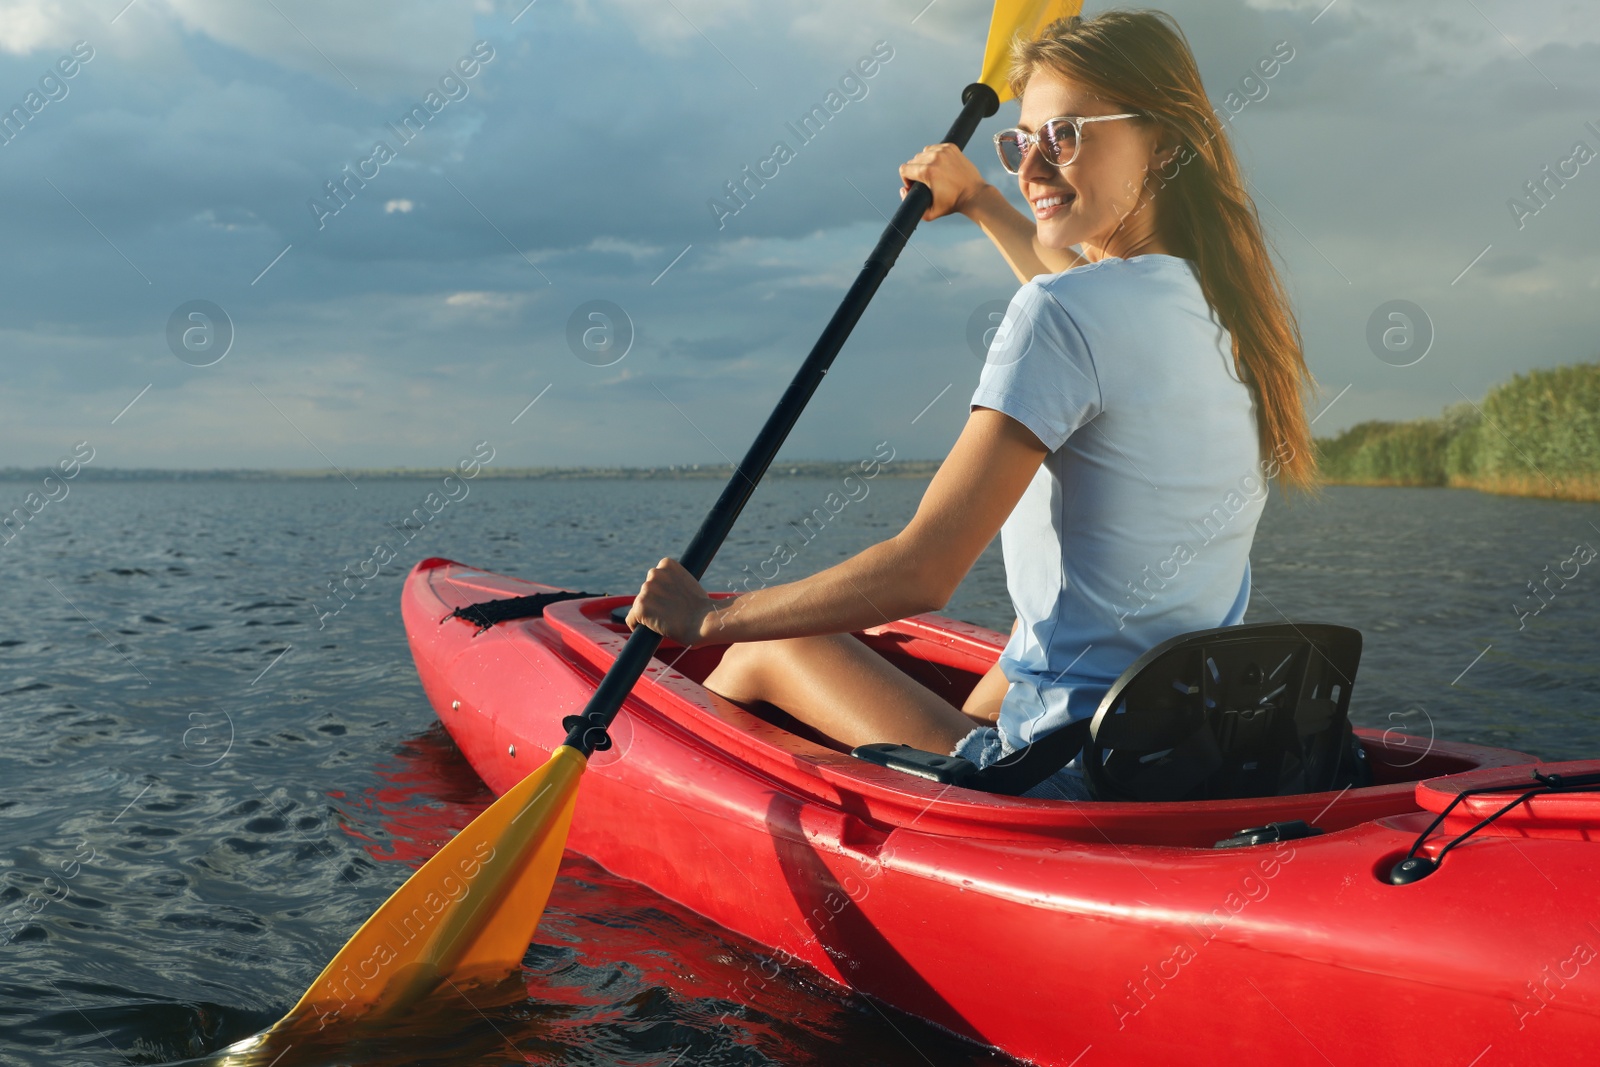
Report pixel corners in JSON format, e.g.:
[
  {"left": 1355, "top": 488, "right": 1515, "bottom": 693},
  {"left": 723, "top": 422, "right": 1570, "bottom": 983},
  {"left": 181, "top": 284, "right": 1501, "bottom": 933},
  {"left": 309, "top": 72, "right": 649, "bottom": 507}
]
[{"left": 625, "top": 557, "right": 718, "bottom": 646}]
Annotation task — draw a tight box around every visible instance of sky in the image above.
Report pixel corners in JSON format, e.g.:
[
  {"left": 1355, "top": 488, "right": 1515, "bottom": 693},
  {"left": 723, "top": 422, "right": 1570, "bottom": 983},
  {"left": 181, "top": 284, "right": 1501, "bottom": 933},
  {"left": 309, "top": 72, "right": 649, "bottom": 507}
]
[{"left": 0, "top": 0, "right": 1597, "bottom": 471}]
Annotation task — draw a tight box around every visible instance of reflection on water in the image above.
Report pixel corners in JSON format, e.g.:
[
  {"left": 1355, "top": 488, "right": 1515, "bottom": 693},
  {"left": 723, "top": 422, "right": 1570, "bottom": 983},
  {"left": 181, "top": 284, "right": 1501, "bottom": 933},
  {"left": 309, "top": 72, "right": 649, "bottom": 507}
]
[{"left": 0, "top": 478, "right": 1594, "bottom": 1064}]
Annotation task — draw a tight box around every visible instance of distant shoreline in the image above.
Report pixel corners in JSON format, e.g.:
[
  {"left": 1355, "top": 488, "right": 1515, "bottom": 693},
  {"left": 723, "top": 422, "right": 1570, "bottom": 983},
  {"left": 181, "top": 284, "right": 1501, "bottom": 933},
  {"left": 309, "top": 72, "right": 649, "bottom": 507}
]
[
  {"left": 0, "top": 460, "right": 947, "bottom": 482},
  {"left": 4, "top": 462, "right": 1594, "bottom": 501}
]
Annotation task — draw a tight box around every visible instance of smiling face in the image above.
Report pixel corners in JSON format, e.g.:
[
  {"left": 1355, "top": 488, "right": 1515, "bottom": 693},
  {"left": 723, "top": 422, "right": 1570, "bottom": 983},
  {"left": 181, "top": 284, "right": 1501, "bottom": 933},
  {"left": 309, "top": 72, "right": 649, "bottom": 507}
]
[{"left": 1014, "top": 68, "right": 1176, "bottom": 261}]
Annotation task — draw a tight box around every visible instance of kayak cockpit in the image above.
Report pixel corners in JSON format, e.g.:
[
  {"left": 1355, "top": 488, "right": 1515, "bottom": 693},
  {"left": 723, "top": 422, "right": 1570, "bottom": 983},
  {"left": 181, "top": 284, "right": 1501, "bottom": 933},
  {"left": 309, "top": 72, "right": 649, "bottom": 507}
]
[{"left": 538, "top": 594, "right": 1540, "bottom": 848}]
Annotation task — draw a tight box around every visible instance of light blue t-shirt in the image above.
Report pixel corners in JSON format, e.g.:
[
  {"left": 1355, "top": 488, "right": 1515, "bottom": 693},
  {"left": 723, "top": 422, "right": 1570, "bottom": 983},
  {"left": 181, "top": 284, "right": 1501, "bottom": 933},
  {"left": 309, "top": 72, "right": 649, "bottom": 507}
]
[{"left": 970, "top": 253, "right": 1266, "bottom": 752}]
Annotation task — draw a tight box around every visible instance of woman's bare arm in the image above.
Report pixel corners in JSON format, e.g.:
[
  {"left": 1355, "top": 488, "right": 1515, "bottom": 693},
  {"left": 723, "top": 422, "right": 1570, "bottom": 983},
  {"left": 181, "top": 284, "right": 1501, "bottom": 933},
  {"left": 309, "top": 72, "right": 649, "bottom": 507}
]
[
  {"left": 960, "top": 183, "right": 1087, "bottom": 283},
  {"left": 897, "top": 143, "right": 1086, "bottom": 283},
  {"left": 626, "top": 409, "right": 1048, "bottom": 646}
]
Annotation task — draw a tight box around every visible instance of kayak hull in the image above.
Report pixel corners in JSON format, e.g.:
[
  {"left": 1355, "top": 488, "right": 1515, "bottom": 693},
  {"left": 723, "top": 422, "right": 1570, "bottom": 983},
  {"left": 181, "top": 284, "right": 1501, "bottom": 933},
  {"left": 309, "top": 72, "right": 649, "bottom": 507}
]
[{"left": 403, "top": 558, "right": 1600, "bottom": 1065}]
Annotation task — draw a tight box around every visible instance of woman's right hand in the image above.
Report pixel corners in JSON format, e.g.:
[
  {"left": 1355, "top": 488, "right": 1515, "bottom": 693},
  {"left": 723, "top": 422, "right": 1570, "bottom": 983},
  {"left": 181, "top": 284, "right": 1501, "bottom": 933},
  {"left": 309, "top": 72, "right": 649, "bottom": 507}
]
[{"left": 898, "top": 143, "right": 991, "bottom": 222}]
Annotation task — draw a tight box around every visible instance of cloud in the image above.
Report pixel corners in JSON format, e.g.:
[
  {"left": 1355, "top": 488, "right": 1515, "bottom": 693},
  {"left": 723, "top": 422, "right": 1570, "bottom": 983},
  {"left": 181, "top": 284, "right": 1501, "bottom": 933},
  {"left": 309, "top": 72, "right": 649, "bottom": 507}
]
[
  {"left": 582, "top": 0, "right": 972, "bottom": 54},
  {"left": 163, "top": 0, "right": 489, "bottom": 94},
  {"left": 0, "top": 0, "right": 1597, "bottom": 470},
  {"left": 659, "top": 332, "right": 781, "bottom": 362},
  {"left": 0, "top": 0, "right": 99, "bottom": 54},
  {"left": 444, "top": 289, "right": 524, "bottom": 309}
]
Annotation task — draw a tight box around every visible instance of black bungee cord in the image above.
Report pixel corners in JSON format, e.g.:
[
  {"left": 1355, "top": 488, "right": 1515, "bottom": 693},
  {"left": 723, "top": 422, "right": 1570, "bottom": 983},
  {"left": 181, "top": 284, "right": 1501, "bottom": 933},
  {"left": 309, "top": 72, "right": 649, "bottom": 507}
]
[{"left": 1388, "top": 767, "right": 1600, "bottom": 885}]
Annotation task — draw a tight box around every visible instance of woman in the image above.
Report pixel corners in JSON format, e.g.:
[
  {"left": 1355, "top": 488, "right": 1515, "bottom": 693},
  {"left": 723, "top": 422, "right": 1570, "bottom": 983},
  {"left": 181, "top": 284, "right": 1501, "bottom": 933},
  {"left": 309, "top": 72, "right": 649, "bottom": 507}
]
[{"left": 625, "top": 10, "right": 1318, "bottom": 801}]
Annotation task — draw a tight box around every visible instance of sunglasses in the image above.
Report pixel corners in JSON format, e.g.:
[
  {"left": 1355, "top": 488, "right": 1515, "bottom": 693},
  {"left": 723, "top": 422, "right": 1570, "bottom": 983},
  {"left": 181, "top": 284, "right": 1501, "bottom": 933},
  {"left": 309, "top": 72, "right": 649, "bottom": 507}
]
[{"left": 993, "top": 112, "right": 1145, "bottom": 174}]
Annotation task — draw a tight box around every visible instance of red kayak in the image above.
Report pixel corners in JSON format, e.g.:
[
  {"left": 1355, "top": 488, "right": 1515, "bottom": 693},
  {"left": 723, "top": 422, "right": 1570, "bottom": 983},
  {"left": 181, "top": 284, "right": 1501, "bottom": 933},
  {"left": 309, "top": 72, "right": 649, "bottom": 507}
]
[{"left": 402, "top": 557, "right": 1600, "bottom": 1065}]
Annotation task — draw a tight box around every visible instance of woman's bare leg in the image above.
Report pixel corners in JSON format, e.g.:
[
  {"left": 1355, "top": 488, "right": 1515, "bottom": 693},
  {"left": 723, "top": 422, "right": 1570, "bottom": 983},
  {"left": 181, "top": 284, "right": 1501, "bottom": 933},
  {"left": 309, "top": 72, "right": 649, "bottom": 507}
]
[
  {"left": 959, "top": 617, "right": 1017, "bottom": 726},
  {"left": 704, "top": 634, "right": 978, "bottom": 754},
  {"left": 961, "top": 658, "right": 1009, "bottom": 726}
]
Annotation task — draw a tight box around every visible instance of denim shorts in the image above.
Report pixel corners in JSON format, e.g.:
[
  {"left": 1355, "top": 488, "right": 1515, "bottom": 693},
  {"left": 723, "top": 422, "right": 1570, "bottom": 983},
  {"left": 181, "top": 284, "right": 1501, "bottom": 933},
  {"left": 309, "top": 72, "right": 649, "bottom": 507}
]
[{"left": 951, "top": 724, "right": 1094, "bottom": 802}]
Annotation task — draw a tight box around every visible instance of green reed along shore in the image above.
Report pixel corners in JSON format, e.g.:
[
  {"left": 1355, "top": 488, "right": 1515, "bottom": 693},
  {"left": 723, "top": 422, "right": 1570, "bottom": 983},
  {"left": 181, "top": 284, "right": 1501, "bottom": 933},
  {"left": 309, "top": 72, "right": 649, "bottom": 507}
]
[{"left": 1316, "top": 362, "right": 1600, "bottom": 502}]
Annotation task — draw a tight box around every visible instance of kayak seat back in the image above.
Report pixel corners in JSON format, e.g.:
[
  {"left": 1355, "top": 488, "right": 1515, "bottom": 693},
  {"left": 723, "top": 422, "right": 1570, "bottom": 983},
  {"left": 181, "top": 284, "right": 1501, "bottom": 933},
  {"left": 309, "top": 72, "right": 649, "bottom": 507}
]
[
  {"left": 854, "top": 621, "right": 1372, "bottom": 803},
  {"left": 1084, "top": 621, "right": 1370, "bottom": 801}
]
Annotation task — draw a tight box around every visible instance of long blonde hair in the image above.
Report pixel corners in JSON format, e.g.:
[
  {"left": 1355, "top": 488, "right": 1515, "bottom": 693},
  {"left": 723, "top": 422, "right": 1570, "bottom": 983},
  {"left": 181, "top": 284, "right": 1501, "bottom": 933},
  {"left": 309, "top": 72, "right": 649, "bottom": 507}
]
[{"left": 1012, "top": 10, "right": 1319, "bottom": 492}]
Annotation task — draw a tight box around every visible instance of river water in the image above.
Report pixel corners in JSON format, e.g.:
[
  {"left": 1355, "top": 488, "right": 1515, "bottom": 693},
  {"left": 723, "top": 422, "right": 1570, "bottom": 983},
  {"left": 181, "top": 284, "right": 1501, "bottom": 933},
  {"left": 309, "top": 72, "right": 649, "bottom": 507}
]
[{"left": 0, "top": 476, "right": 1595, "bottom": 1065}]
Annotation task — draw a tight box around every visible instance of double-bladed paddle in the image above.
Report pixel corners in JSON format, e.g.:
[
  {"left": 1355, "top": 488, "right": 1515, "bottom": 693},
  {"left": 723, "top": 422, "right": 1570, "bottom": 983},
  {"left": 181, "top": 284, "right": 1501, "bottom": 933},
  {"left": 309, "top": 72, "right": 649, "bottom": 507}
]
[{"left": 225, "top": 1, "right": 1082, "bottom": 1055}]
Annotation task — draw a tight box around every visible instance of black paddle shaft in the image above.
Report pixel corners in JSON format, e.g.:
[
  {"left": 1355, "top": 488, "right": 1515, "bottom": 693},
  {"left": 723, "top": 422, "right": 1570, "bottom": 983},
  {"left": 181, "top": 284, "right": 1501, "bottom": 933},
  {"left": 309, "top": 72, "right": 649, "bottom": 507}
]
[{"left": 562, "top": 82, "right": 1002, "bottom": 757}]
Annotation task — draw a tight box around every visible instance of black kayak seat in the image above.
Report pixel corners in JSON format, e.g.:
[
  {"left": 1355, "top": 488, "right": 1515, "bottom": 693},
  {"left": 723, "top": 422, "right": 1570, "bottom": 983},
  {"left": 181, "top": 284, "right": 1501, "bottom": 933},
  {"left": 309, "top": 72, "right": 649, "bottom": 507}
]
[{"left": 852, "top": 621, "right": 1372, "bottom": 802}]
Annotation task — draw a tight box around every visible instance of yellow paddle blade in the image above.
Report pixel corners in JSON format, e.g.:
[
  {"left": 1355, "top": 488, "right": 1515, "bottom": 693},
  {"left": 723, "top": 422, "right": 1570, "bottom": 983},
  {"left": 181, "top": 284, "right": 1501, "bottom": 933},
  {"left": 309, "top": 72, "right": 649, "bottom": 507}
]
[
  {"left": 978, "top": 0, "right": 1085, "bottom": 103},
  {"left": 270, "top": 744, "right": 587, "bottom": 1033}
]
